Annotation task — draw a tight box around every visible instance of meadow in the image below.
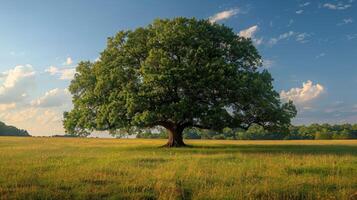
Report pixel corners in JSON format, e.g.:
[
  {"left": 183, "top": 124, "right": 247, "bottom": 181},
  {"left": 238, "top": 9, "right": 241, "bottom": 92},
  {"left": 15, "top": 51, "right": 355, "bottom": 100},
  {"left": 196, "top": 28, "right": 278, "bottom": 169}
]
[{"left": 0, "top": 137, "right": 356, "bottom": 200}]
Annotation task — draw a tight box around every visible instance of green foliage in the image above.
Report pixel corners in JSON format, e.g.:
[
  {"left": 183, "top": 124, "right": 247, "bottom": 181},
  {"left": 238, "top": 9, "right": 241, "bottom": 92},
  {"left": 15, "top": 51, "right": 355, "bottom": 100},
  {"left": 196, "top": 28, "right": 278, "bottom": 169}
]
[
  {"left": 289, "top": 123, "right": 357, "bottom": 140},
  {"left": 136, "top": 130, "right": 167, "bottom": 139},
  {"left": 314, "top": 132, "right": 332, "bottom": 140},
  {"left": 0, "top": 121, "right": 29, "bottom": 136},
  {"left": 137, "top": 123, "right": 357, "bottom": 140},
  {"left": 64, "top": 17, "right": 296, "bottom": 137}
]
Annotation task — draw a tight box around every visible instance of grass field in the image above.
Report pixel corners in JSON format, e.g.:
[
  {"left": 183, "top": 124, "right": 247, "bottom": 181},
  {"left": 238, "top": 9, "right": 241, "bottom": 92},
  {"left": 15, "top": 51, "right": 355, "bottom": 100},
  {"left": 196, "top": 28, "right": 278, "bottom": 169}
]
[{"left": 0, "top": 137, "right": 356, "bottom": 200}]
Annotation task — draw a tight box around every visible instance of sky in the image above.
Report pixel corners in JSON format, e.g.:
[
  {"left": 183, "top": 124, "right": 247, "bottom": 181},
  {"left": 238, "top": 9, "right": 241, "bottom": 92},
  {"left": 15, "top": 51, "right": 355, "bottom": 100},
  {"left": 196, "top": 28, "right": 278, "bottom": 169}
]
[{"left": 0, "top": 0, "right": 356, "bottom": 136}]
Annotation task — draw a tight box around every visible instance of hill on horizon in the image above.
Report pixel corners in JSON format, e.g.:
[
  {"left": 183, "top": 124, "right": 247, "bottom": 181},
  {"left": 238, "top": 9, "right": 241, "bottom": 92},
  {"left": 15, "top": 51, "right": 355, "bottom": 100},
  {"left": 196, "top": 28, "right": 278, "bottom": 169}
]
[{"left": 0, "top": 121, "right": 30, "bottom": 136}]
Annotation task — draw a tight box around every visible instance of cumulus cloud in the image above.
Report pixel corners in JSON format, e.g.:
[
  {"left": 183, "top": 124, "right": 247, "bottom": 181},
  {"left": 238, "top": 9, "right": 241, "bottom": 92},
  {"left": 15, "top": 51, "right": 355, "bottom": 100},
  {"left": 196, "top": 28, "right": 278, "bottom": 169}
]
[
  {"left": 0, "top": 88, "right": 73, "bottom": 135},
  {"left": 0, "top": 107, "right": 38, "bottom": 124},
  {"left": 0, "top": 103, "right": 16, "bottom": 111},
  {"left": 209, "top": 8, "right": 240, "bottom": 23},
  {"left": 45, "top": 66, "right": 76, "bottom": 80},
  {"left": 269, "top": 31, "right": 295, "bottom": 45},
  {"left": 0, "top": 65, "right": 74, "bottom": 136},
  {"left": 280, "top": 80, "right": 324, "bottom": 104},
  {"left": 323, "top": 3, "right": 352, "bottom": 10},
  {"left": 0, "top": 65, "right": 36, "bottom": 103},
  {"left": 60, "top": 69, "right": 76, "bottom": 80},
  {"left": 0, "top": 107, "right": 64, "bottom": 135},
  {"left": 36, "top": 109, "right": 63, "bottom": 124},
  {"left": 31, "top": 88, "right": 71, "bottom": 108}
]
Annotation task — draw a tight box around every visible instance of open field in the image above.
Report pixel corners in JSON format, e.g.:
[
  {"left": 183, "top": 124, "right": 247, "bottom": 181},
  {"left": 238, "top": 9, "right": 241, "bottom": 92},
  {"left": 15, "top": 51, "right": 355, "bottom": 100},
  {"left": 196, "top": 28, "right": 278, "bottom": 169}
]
[{"left": 0, "top": 137, "right": 356, "bottom": 200}]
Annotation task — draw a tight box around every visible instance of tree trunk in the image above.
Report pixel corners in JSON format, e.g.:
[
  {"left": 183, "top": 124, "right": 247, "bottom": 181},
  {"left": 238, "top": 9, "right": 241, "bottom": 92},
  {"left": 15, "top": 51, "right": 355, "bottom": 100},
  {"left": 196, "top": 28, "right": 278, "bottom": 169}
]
[{"left": 163, "top": 126, "right": 186, "bottom": 147}]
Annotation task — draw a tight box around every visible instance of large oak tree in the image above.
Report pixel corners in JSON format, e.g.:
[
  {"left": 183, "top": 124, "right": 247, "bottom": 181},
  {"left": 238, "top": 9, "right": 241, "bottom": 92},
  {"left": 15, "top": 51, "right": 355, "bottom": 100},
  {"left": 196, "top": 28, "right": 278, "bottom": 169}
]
[{"left": 63, "top": 18, "right": 296, "bottom": 147}]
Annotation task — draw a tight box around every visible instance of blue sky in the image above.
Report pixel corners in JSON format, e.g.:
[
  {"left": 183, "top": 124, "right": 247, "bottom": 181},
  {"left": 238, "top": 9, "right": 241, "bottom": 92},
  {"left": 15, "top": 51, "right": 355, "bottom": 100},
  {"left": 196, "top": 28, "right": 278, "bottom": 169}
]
[{"left": 0, "top": 0, "right": 356, "bottom": 136}]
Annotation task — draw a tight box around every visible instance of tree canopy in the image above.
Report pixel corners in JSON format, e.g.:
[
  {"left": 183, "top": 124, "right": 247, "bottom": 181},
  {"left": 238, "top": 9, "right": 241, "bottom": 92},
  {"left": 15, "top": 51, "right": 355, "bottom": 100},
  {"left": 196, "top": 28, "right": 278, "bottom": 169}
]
[{"left": 63, "top": 17, "right": 296, "bottom": 147}]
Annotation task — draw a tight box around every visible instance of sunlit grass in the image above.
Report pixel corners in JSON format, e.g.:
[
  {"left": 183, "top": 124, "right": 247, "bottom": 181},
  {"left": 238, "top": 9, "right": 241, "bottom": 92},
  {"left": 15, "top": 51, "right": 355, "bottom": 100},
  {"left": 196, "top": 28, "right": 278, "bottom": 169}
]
[{"left": 0, "top": 137, "right": 356, "bottom": 199}]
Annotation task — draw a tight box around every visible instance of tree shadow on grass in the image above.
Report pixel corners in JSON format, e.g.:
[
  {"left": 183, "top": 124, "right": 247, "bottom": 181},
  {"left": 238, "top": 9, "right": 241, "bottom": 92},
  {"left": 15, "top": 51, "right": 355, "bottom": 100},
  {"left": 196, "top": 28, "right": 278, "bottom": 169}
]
[
  {"left": 186, "top": 144, "right": 357, "bottom": 156},
  {"left": 125, "top": 143, "right": 357, "bottom": 156}
]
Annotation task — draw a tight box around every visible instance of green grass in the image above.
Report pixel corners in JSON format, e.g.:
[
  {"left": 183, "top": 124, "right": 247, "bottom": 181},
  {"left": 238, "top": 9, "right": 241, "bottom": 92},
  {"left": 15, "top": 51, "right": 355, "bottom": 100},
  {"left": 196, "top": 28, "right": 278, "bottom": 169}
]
[{"left": 0, "top": 137, "right": 356, "bottom": 200}]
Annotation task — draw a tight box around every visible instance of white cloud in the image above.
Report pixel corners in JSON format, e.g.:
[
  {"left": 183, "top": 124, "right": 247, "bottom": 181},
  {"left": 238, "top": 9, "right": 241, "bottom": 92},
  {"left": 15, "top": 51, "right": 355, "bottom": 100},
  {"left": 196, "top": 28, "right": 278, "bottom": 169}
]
[
  {"left": 238, "top": 25, "right": 262, "bottom": 45},
  {"left": 300, "top": 2, "right": 311, "bottom": 7},
  {"left": 239, "top": 25, "right": 258, "bottom": 38},
  {"left": 31, "top": 88, "right": 71, "bottom": 108},
  {"left": 45, "top": 66, "right": 75, "bottom": 80},
  {"left": 64, "top": 57, "right": 73, "bottom": 65},
  {"left": 0, "top": 65, "right": 75, "bottom": 136},
  {"left": 269, "top": 31, "right": 295, "bottom": 45},
  {"left": 59, "top": 69, "right": 76, "bottom": 80},
  {"left": 209, "top": 8, "right": 240, "bottom": 23},
  {"left": 296, "top": 33, "right": 310, "bottom": 43},
  {"left": 269, "top": 31, "right": 311, "bottom": 45},
  {"left": 0, "top": 88, "right": 73, "bottom": 136},
  {"left": 0, "top": 65, "right": 36, "bottom": 103},
  {"left": 45, "top": 66, "right": 58, "bottom": 75},
  {"left": 0, "top": 107, "right": 65, "bottom": 135},
  {"left": 338, "top": 18, "right": 353, "bottom": 25},
  {"left": 0, "top": 107, "right": 38, "bottom": 124},
  {"left": 323, "top": 3, "right": 352, "bottom": 10},
  {"left": 0, "top": 103, "right": 16, "bottom": 111},
  {"left": 343, "top": 18, "right": 353, "bottom": 23},
  {"left": 36, "top": 109, "right": 62, "bottom": 124},
  {"left": 296, "top": 10, "right": 304, "bottom": 14},
  {"left": 280, "top": 80, "right": 325, "bottom": 104}
]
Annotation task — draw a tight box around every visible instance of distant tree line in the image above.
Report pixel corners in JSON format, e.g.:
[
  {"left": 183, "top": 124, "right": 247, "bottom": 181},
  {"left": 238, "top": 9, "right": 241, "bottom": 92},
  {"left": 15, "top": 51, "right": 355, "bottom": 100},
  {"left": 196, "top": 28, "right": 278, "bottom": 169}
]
[
  {"left": 0, "top": 121, "right": 30, "bottom": 136},
  {"left": 52, "top": 134, "right": 79, "bottom": 138},
  {"left": 136, "top": 123, "right": 357, "bottom": 140}
]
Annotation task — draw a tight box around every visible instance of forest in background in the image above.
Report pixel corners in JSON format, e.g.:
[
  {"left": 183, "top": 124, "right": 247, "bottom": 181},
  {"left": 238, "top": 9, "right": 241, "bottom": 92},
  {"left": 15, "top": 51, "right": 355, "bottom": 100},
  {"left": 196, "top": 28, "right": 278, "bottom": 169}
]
[
  {"left": 1, "top": 120, "right": 356, "bottom": 140},
  {"left": 136, "top": 123, "right": 357, "bottom": 140}
]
